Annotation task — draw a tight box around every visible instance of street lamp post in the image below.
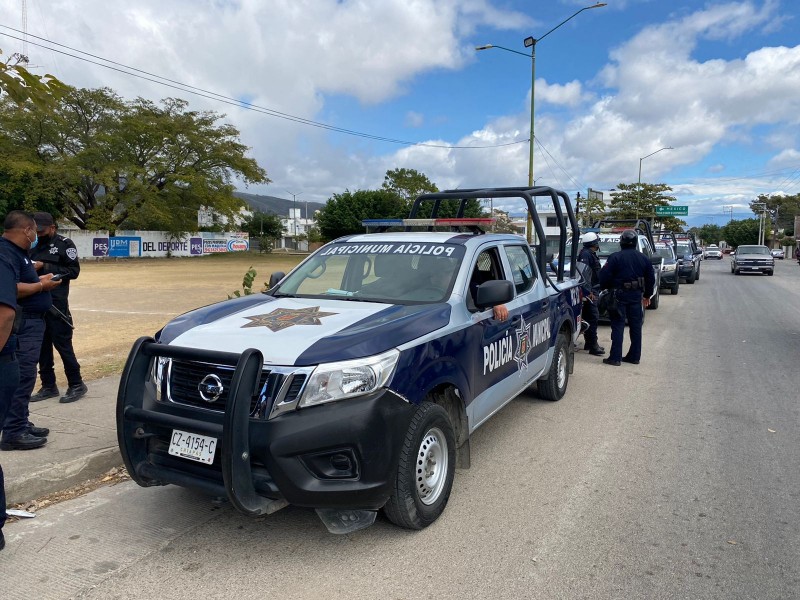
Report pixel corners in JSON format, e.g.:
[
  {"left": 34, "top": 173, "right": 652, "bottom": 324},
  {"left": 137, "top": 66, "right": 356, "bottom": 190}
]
[
  {"left": 637, "top": 146, "right": 673, "bottom": 220},
  {"left": 285, "top": 189, "right": 303, "bottom": 249},
  {"left": 477, "top": 2, "right": 606, "bottom": 242}
]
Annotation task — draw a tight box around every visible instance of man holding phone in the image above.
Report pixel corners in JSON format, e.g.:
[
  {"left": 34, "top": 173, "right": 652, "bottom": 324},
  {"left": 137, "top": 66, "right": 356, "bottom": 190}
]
[{"left": 29, "top": 212, "right": 87, "bottom": 404}]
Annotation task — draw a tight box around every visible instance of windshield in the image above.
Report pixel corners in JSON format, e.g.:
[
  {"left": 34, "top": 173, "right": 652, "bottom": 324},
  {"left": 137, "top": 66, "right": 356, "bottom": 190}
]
[
  {"left": 676, "top": 244, "right": 692, "bottom": 256},
  {"left": 737, "top": 246, "right": 770, "bottom": 255},
  {"left": 655, "top": 247, "right": 674, "bottom": 260},
  {"left": 274, "top": 242, "right": 466, "bottom": 303},
  {"left": 597, "top": 238, "right": 621, "bottom": 258}
]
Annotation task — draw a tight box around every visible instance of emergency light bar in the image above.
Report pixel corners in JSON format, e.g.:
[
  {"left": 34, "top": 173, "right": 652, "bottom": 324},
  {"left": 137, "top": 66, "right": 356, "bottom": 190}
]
[{"left": 362, "top": 218, "right": 496, "bottom": 227}]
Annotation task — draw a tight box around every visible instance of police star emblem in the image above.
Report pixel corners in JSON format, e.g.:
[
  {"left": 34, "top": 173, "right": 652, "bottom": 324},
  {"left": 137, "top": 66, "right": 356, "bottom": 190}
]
[
  {"left": 241, "top": 306, "right": 337, "bottom": 332},
  {"left": 513, "top": 317, "right": 532, "bottom": 372}
]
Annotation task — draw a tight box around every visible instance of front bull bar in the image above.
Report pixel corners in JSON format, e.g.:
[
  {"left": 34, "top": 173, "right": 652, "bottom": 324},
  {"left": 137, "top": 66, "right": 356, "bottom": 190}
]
[{"left": 116, "top": 337, "right": 285, "bottom": 517}]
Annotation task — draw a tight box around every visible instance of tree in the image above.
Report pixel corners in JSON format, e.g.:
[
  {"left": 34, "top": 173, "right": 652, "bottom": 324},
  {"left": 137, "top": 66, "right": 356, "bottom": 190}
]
[
  {"left": 607, "top": 182, "right": 686, "bottom": 231},
  {"left": 240, "top": 211, "right": 285, "bottom": 239},
  {"left": 695, "top": 223, "right": 723, "bottom": 246},
  {"left": 0, "top": 87, "right": 269, "bottom": 233},
  {"left": 750, "top": 193, "right": 800, "bottom": 242},
  {"left": 380, "top": 167, "right": 483, "bottom": 218},
  {"left": 316, "top": 189, "right": 408, "bottom": 240},
  {"left": 721, "top": 218, "right": 759, "bottom": 248},
  {"left": 0, "top": 49, "right": 65, "bottom": 108},
  {"left": 381, "top": 167, "right": 438, "bottom": 203},
  {"left": 578, "top": 194, "right": 607, "bottom": 227},
  {"left": 488, "top": 209, "right": 522, "bottom": 234}
]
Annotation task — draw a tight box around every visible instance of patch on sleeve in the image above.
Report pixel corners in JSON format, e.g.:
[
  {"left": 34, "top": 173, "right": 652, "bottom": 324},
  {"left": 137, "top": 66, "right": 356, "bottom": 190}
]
[{"left": 66, "top": 248, "right": 78, "bottom": 260}]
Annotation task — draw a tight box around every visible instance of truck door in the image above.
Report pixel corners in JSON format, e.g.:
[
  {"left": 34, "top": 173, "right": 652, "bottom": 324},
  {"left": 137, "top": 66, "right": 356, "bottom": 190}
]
[{"left": 469, "top": 243, "right": 549, "bottom": 427}]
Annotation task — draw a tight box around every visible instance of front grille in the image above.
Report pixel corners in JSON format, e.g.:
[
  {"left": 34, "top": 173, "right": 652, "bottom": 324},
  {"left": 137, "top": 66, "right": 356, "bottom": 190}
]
[{"left": 167, "top": 360, "right": 306, "bottom": 417}]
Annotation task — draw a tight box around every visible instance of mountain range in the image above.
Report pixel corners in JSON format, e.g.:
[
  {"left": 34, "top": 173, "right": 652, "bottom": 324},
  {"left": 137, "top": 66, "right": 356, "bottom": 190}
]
[{"left": 234, "top": 192, "right": 326, "bottom": 219}]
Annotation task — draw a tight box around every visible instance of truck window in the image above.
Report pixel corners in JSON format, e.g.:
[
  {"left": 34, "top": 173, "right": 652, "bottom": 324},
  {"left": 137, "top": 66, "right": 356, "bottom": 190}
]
[
  {"left": 504, "top": 244, "right": 536, "bottom": 294},
  {"left": 467, "top": 247, "right": 505, "bottom": 311}
]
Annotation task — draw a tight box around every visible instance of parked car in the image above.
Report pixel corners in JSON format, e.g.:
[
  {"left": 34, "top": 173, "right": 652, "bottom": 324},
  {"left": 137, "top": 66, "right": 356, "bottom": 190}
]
[
  {"left": 771, "top": 248, "right": 785, "bottom": 259},
  {"left": 654, "top": 243, "right": 679, "bottom": 295},
  {"left": 731, "top": 245, "right": 774, "bottom": 275}
]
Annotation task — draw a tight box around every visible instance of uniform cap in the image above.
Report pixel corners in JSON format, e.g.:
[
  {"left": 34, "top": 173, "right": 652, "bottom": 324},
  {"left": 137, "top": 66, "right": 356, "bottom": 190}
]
[{"left": 34, "top": 212, "right": 55, "bottom": 232}]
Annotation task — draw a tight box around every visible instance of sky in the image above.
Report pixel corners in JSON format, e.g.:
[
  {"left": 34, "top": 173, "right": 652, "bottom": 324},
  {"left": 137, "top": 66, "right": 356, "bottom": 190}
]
[{"left": 1, "top": 0, "right": 799, "bottom": 228}]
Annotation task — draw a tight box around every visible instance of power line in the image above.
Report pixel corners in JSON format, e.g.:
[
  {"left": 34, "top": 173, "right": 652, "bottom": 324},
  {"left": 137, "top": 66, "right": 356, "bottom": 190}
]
[{"left": 0, "top": 25, "right": 528, "bottom": 151}]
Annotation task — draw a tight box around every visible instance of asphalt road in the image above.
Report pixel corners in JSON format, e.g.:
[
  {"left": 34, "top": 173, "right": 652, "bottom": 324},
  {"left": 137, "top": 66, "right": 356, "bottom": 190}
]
[{"left": 3, "top": 256, "right": 799, "bottom": 600}]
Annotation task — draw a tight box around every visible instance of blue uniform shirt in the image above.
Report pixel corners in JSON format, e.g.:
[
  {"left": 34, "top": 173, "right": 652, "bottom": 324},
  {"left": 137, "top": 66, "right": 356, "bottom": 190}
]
[
  {"left": 0, "top": 237, "right": 52, "bottom": 314},
  {"left": 0, "top": 256, "right": 18, "bottom": 354},
  {"left": 599, "top": 247, "right": 656, "bottom": 297}
]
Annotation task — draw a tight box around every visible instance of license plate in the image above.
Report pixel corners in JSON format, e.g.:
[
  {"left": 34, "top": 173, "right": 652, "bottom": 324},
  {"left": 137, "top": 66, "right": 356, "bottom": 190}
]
[{"left": 168, "top": 429, "right": 217, "bottom": 464}]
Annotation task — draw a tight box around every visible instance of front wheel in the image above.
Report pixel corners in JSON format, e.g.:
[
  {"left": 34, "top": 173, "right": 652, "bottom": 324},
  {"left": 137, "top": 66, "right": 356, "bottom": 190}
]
[
  {"left": 671, "top": 281, "right": 679, "bottom": 295},
  {"left": 536, "top": 333, "right": 570, "bottom": 401},
  {"left": 647, "top": 287, "right": 659, "bottom": 310},
  {"left": 383, "top": 402, "right": 456, "bottom": 530}
]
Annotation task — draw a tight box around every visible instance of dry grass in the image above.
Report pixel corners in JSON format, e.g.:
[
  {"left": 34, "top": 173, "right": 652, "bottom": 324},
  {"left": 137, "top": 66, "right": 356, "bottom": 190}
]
[{"left": 59, "top": 252, "right": 305, "bottom": 385}]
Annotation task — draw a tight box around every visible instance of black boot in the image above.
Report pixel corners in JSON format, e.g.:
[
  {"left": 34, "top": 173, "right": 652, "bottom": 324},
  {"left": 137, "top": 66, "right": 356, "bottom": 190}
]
[
  {"left": 587, "top": 344, "right": 606, "bottom": 356},
  {"left": 30, "top": 386, "right": 60, "bottom": 402}
]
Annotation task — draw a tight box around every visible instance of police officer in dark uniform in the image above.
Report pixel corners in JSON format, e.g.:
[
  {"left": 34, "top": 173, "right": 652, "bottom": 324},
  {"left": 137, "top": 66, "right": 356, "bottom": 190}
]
[
  {"left": 598, "top": 229, "right": 655, "bottom": 366},
  {"left": 0, "top": 210, "right": 61, "bottom": 450},
  {"left": 30, "top": 212, "right": 87, "bottom": 404},
  {"left": 577, "top": 232, "right": 605, "bottom": 356}
]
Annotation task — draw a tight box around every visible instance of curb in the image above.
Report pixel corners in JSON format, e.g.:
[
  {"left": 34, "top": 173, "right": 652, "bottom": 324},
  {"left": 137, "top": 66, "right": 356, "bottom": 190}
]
[{"left": 6, "top": 446, "right": 122, "bottom": 505}]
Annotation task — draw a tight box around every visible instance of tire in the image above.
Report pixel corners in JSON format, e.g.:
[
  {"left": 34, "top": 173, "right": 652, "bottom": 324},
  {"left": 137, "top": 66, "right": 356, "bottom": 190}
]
[
  {"left": 767, "top": 270, "right": 774, "bottom": 276},
  {"left": 671, "top": 281, "right": 679, "bottom": 295},
  {"left": 687, "top": 269, "right": 696, "bottom": 284},
  {"left": 383, "top": 402, "right": 456, "bottom": 530},
  {"left": 537, "top": 333, "right": 570, "bottom": 401},
  {"left": 695, "top": 267, "right": 700, "bottom": 281},
  {"left": 647, "top": 287, "right": 659, "bottom": 310}
]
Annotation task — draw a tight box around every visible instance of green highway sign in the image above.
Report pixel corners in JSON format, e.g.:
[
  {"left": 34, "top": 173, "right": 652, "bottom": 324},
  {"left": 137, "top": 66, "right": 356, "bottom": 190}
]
[{"left": 655, "top": 205, "right": 688, "bottom": 216}]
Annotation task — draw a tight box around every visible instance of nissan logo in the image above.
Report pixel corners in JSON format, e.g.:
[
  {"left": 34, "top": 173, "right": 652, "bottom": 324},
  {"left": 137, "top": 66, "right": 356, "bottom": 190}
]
[{"left": 198, "top": 374, "right": 224, "bottom": 403}]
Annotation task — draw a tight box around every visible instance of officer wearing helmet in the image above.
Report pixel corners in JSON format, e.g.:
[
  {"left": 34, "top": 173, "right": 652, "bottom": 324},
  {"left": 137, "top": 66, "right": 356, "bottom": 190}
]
[
  {"left": 598, "top": 229, "right": 655, "bottom": 366},
  {"left": 577, "top": 232, "right": 604, "bottom": 356}
]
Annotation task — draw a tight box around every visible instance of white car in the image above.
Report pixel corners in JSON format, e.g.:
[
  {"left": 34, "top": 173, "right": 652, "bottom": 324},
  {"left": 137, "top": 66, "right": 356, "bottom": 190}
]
[
  {"left": 704, "top": 247, "right": 723, "bottom": 260},
  {"left": 771, "top": 248, "right": 785, "bottom": 259}
]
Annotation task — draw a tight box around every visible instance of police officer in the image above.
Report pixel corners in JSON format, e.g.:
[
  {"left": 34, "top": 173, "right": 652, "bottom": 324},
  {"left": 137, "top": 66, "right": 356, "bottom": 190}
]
[
  {"left": 598, "top": 229, "right": 655, "bottom": 366},
  {"left": 577, "top": 232, "right": 604, "bottom": 356},
  {"left": 0, "top": 210, "right": 61, "bottom": 450},
  {"left": 30, "top": 212, "right": 87, "bottom": 404},
  {"left": 0, "top": 250, "right": 20, "bottom": 549}
]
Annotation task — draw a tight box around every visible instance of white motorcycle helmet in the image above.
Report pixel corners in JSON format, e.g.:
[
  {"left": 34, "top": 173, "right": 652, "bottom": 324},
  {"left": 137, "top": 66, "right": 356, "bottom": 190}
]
[{"left": 580, "top": 232, "right": 599, "bottom": 246}]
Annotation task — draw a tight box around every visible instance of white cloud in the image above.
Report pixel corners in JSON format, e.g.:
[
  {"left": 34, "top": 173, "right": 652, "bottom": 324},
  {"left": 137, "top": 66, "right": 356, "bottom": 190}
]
[{"left": 404, "top": 111, "right": 425, "bottom": 128}]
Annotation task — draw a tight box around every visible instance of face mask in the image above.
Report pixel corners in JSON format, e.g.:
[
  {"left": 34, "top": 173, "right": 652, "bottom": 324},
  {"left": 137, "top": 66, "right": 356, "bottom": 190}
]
[{"left": 27, "top": 228, "right": 39, "bottom": 250}]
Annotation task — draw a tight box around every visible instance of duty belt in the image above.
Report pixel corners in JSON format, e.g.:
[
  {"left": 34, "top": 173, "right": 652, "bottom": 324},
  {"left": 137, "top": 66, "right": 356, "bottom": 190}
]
[
  {"left": 620, "top": 281, "right": 641, "bottom": 290},
  {"left": 22, "top": 312, "right": 46, "bottom": 319}
]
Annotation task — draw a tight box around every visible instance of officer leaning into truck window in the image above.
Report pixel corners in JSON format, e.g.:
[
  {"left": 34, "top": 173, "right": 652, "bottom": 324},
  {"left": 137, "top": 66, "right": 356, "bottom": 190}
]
[
  {"left": 577, "top": 232, "right": 605, "bottom": 356},
  {"left": 598, "top": 229, "right": 655, "bottom": 367},
  {"left": 29, "top": 212, "right": 87, "bottom": 404}
]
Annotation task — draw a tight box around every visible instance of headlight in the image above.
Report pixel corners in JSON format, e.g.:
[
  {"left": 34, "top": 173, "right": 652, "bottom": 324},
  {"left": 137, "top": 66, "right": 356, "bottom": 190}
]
[
  {"left": 662, "top": 264, "right": 676, "bottom": 272},
  {"left": 299, "top": 349, "right": 400, "bottom": 408}
]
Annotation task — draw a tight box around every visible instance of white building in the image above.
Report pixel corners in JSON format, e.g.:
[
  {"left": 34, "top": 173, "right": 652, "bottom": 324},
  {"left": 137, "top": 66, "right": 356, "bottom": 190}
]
[
  {"left": 197, "top": 205, "right": 252, "bottom": 229},
  {"left": 277, "top": 208, "right": 316, "bottom": 252}
]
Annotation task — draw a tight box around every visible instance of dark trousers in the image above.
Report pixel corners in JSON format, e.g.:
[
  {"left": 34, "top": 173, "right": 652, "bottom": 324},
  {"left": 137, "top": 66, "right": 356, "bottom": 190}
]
[
  {"left": 582, "top": 298, "right": 600, "bottom": 346},
  {"left": 1, "top": 318, "right": 44, "bottom": 440},
  {"left": 608, "top": 291, "right": 644, "bottom": 362},
  {"left": 38, "top": 302, "right": 82, "bottom": 388},
  {"left": 0, "top": 354, "right": 20, "bottom": 530}
]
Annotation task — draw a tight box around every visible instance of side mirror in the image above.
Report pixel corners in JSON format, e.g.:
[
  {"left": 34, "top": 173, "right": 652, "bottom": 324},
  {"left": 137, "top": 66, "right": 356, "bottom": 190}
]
[
  {"left": 546, "top": 252, "right": 556, "bottom": 272},
  {"left": 268, "top": 271, "right": 286, "bottom": 289},
  {"left": 475, "top": 280, "right": 514, "bottom": 310},
  {"left": 693, "top": 250, "right": 703, "bottom": 256}
]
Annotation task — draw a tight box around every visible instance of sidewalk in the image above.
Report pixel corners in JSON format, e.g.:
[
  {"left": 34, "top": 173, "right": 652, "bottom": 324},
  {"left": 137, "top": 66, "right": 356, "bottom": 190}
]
[{"left": 2, "top": 375, "right": 122, "bottom": 505}]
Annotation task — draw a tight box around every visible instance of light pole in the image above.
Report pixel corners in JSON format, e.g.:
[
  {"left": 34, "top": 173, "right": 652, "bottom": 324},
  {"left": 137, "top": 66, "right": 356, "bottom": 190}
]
[
  {"left": 476, "top": 2, "right": 606, "bottom": 242},
  {"left": 285, "top": 189, "right": 303, "bottom": 248},
  {"left": 637, "top": 146, "right": 673, "bottom": 219},
  {"left": 752, "top": 202, "right": 767, "bottom": 245}
]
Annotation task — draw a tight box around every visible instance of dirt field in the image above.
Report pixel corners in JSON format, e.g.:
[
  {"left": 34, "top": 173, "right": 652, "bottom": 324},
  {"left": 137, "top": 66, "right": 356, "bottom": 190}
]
[{"left": 61, "top": 252, "right": 304, "bottom": 384}]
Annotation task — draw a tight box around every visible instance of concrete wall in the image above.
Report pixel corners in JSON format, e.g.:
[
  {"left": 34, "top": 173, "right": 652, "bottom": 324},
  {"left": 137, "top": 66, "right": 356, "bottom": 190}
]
[{"left": 64, "top": 230, "right": 250, "bottom": 258}]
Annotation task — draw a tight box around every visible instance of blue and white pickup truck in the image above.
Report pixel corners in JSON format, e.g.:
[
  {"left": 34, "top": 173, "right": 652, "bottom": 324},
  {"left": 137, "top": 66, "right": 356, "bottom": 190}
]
[{"left": 117, "top": 187, "right": 583, "bottom": 533}]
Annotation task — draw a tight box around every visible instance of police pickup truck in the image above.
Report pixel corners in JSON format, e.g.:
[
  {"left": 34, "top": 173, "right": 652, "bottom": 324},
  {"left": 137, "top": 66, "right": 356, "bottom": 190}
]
[{"left": 117, "top": 187, "right": 583, "bottom": 534}]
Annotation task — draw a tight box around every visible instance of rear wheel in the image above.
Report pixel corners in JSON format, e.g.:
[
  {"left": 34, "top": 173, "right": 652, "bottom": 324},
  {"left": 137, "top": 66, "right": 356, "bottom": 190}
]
[
  {"left": 536, "top": 333, "right": 570, "bottom": 401},
  {"left": 687, "top": 269, "right": 696, "bottom": 284},
  {"left": 383, "top": 402, "right": 456, "bottom": 530},
  {"left": 671, "top": 280, "right": 679, "bottom": 295}
]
